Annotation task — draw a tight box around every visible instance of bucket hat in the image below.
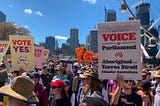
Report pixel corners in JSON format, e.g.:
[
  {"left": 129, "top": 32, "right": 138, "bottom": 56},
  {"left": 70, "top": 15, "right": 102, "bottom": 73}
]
[{"left": 0, "top": 76, "right": 39, "bottom": 103}]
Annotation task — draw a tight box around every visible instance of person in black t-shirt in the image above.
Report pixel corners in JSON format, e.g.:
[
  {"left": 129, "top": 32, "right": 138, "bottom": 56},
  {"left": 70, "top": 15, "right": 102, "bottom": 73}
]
[
  {"left": 50, "top": 79, "right": 71, "bottom": 106},
  {"left": 111, "top": 74, "right": 142, "bottom": 106}
]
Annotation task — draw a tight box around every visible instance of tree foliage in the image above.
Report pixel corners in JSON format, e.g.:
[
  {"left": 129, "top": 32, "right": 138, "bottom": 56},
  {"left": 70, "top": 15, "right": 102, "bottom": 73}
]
[
  {"left": 0, "top": 22, "right": 16, "bottom": 40},
  {"left": 0, "top": 22, "right": 30, "bottom": 40}
]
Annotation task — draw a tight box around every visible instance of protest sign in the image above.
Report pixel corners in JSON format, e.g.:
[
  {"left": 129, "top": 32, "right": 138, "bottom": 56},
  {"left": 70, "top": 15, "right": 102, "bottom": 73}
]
[
  {"left": 9, "top": 35, "right": 35, "bottom": 71},
  {"left": 34, "top": 46, "right": 44, "bottom": 69},
  {"left": 98, "top": 20, "right": 141, "bottom": 80},
  {"left": 43, "top": 49, "right": 49, "bottom": 63},
  {"left": 0, "top": 41, "right": 9, "bottom": 63}
]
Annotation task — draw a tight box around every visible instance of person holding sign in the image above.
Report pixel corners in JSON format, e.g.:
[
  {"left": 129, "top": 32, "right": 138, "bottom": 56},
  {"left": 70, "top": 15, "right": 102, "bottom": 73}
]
[{"left": 111, "top": 74, "right": 142, "bottom": 106}]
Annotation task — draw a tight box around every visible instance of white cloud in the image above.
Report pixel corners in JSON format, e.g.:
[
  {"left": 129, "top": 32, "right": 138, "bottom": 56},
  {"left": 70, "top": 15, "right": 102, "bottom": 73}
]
[
  {"left": 9, "top": 4, "right": 13, "bottom": 7},
  {"left": 24, "top": 25, "right": 28, "bottom": 29},
  {"left": 24, "top": 9, "right": 33, "bottom": 15},
  {"left": 54, "top": 35, "right": 68, "bottom": 40},
  {"left": 82, "top": 0, "right": 97, "bottom": 4},
  {"left": 35, "top": 11, "right": 43, "bottom": 16}
]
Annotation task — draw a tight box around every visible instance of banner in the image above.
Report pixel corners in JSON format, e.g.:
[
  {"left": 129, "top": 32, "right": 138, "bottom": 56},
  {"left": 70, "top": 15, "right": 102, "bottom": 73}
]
[
  {"left": 9, "top": 35, "right": 35, "bottom": 71},
  {"left": 43, "top": 49, "right": 49, "bottom": 63},
  {"left": 0, "top": 41, "right": 9, "bottom": 63},
  {"left": 98, "top": 20, "right": 141, "bottom": 80},
  {"left": 34, "top": 46, "right": 44, "bottom": 69}
]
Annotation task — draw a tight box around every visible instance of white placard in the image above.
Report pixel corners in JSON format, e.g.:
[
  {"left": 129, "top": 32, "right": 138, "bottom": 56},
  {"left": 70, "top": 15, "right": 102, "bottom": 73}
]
[{"left": 98, "top": 20, "right": 141, "bottom": 80}]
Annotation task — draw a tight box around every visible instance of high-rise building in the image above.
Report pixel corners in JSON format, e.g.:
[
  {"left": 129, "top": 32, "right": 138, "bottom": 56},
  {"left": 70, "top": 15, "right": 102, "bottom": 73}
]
[
  {"left": 44, "top": 36, "right": 55, "bottom": 51},
  {"left": 136, "top": 3, "right": 150, "bottom": 27},
  {"left": 67, "top": 38, "right": 70, "bottom": 45},
  {"left": 105, "top": 10, "right": 116, "bottom": 22},
  {"left": 39, "top": 42, "right": 45, "bottom": 47},
  {"left": 0, "top": 11, "right": 6, "bottom": 22},
  {"left": 90, "top": 28, "right": 98, "bottom": 53},
  {"left": 70, "top": 28, "right": 79, "bottom": 53},
  {"left": 86, "top": 35, "right": 90, "bottom": 50}
]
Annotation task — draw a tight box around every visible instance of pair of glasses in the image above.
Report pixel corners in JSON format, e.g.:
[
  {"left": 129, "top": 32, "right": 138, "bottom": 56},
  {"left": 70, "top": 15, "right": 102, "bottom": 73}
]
[
  {"left": 124, "top": 80, "right": 133, "bottom": 83},
  {"left": 52, "top": 86, "right": 60, "bottom": 89}
]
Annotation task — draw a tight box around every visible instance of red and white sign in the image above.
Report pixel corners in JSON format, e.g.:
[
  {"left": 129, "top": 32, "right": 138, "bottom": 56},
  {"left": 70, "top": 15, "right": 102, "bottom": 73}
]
[{"left": 98, "top": 20, "right": 141, "bottom": 80}]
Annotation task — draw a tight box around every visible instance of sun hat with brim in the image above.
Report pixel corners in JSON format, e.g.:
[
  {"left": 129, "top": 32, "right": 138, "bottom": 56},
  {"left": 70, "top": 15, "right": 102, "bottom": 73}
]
[
  {"left": 0, "top": 69, "right": 8, "bottom": 82},
  {"left": 79, "top": 74, "right": 88, "bottom": 79},
  {"left": 79, "top": 70, "right": 90, "bottom": 79},
  {"left": 50, "top": 79, "right": 66, "bottom": 89},
  {"left": 152, "top": 70, "right": 160, "bottom": 78},
  {"left": 0, "top": 76, "right": 39, "bottom": 103},
  {"left": 84, "top": 71, "right": 99, "bottom": 80}
]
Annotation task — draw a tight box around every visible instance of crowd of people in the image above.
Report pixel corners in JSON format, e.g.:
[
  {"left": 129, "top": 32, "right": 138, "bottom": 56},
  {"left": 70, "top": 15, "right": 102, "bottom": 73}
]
[{"left": 0, "top": 57, "right": 160, "bottom": 106}]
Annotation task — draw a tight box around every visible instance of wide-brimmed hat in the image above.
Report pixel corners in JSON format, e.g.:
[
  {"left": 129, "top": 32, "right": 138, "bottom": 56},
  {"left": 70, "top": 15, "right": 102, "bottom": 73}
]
[
  {"left": 84, "top": 71, "right": 99, "bottom": 80},
  {"left": 79, "top": 70, "right": 90, "bottom": 79},
  {"left": 0, "top": 76, "right": 39, "bottom": 103},
  {"left": 50, "top": 79, "right": 66, "bottom": 89},
  {"left": 152, "top": 70, "right": 160, "bottom": 78},
  {"left": 0, "top": 69, "right": 8, "bottom": 82}
]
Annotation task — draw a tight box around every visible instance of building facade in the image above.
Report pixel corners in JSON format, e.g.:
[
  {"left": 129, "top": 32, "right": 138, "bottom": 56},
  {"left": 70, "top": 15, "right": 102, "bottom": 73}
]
[
  {"left": 105, "top": 10, "right": 116, "bottom": 22},
  {"left": 0, "top": 11, "right": 6, "bottom": 22},
  {"left": 70, "top": 28, "right": 79, "bottom": 54},
  {"left": 136, "top": 3, "right": 150, "bottom": 27},
  {"left": 90, "top": 29, "right": 98, "bottom": 53},
  {"left": 44, "top": 36, "right": 55, "bottom": 51}
]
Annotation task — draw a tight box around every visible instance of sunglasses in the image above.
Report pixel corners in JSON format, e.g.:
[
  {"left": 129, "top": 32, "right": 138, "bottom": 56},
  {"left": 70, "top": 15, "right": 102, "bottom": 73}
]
[
  {"left": 124, "top": 80, "right": 133, "bottom": 83},
  {"left": 52, "top": 86, "right": 60, "bottom": 89}
]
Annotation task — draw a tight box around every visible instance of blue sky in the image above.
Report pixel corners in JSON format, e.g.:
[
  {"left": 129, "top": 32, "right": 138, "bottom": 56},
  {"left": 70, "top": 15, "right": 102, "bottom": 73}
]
[{"left": 0, "top": 0, "right": 159, "bottom": 46}]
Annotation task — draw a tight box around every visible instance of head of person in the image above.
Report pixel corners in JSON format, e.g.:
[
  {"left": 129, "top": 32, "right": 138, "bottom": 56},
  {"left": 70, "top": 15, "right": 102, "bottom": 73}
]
[
  {"left": 42, "top": 65, "right": 50, "bottom": 73},
  {"left": 54, "top": 65, "right": 63, "bottom": 75},
  {"left": 146, "top": 71, "right": 151, "bottom": 81},
  {"left": 63, "top": 79, "right": 71, "bottom": 91},
  {"left": 141, "top": 70, "right": 147, "bottom": 80},
  {"left": 32, "top": 72, "right": 41, "bottom": 84},
  {"left": 141, "top": 80, "right": 152, "bottom": 92},
  {"left": 83, "top": 70, "right": 102, "bottom": 94},
  {"left": 79, "top": 97, "right": 109, "bottom": 106},
  {"left": 11, "top": 70, "right": 19, "bottom": 77},
  {"left": 84, "top": 70, "right": 101, "bottom": 85},
  {"left": 123, "top": 80, "right": 133, "bottom": 89},
  {"left": 0, "top": 63, "right": 6, "bottom": 70},
  {"left": 50, "top": 79, "right": 67, "bottom": 98},
  {"left": 79, "top": 70, "right": 90, "bottom": 85},
  {"left": 0, "top": 76, "right": 39, "bottom": 106}
]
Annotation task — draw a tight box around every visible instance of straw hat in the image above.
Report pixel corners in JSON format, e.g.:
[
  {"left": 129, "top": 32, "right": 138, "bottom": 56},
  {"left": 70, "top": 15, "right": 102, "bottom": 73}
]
[
  {"left": 79, "top": 70, "right": 90, "bottom": 79},
  {"left": 84, "top": 71, "right": 99, "bottom": 80},
  {"left": 0, "top": 76, "right": 39, "bottom": 103},
  {"left": 152, "top": 70, "right": 160, "bottom": 78}
]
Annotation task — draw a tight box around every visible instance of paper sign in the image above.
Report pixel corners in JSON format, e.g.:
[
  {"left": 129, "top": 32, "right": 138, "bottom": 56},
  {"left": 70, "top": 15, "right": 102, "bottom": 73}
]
[
  {"left": 9, "top": 35, "right": 35, "bottom": 71},
  {"left": 98, "top": 20, "right": 141, "bottom": 80}
]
